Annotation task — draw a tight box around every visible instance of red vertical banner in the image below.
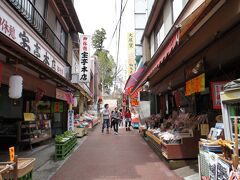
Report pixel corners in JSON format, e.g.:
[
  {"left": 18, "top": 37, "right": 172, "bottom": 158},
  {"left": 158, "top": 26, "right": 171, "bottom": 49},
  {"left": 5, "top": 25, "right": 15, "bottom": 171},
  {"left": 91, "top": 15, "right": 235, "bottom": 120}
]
[
  {"left": 211, "top": 82, "right": 227, "bottom": 109},
  {"left": 55, "top": 102, "right": 60, "bottom": 112},
  {"left": 0, "top": 62, "right": 2, "bottom": 86}
]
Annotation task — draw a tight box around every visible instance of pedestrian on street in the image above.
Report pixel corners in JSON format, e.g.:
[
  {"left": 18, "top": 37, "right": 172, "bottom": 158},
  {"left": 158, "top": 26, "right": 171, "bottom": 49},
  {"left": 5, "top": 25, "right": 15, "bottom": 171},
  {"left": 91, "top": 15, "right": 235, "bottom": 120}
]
[
  {"left": 118, "top": 109, "right": 123, "bottom": 128},
  {"left": 111, "top": 108, "right": 120, "bottom": 135},
  {"left": 102, "top": 104, "right": 110, "bottom": 134},
  {"left": 125, "top": 108, "right": 132, "bottom": 131},
  {"left": 110, "top": 110, "right": 114, "bottom": 130}
]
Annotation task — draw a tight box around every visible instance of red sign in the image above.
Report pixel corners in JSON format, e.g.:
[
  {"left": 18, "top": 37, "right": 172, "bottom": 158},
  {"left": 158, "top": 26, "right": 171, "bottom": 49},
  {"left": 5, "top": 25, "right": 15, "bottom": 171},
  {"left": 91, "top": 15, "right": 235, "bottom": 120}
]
[{"left": 211, "top": 82, "right": 227, "bottom": 109}]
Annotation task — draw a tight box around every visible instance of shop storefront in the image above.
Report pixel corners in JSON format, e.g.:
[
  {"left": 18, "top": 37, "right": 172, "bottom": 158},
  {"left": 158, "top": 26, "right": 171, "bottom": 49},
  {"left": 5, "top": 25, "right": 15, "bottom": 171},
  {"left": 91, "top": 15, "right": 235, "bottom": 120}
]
[
  {"left": 136, "top": 0, "right": 240, "bottom": 161},
  {"left": 0, "top": 2, "right": 79, "bottom": 151}
]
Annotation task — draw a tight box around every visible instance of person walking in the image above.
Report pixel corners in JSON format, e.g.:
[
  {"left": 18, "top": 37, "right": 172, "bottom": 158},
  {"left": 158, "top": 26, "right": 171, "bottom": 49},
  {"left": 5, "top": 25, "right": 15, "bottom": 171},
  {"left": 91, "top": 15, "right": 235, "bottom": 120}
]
[
  {"left": 118, "top": 109, "right": 123, "bottom": 128},
  {"left": 102, "top": 104, "right": 110, "bottom": 134},
  {"left": 111, "top": 108, "right": 120, "bottom": 135},
  {"left": 125, "top": 108, "right": 132, "bottom": 131}
]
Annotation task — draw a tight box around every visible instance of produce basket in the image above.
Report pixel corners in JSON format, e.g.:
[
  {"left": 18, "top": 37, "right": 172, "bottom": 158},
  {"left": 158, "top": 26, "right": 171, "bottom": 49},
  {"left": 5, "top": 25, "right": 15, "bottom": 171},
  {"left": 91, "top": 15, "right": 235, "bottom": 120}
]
[
  {"left": 0, "top": 158, "right": 35, "bottom": 180},
  {"left": 0, "top": 162, "right": 14, "bottom": 180},
  {"left": 17, "top": 158, "right": 35, "bottom": 178}
]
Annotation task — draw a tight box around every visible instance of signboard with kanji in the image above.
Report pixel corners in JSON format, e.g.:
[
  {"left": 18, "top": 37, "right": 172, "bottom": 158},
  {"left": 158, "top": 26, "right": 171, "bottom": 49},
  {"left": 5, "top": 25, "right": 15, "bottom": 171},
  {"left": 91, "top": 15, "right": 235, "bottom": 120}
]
[
  {"left": 79, "top": 35, "right": 91, "bottom": 82},
  {"left": 185, "top": 73, "right": 205, "bottom": 96},
  {"left": 127, "top": 32, "right": 135, "bottom": 76},
  {"left": 67, "top": 110, "right": 74, "bottom": 131},
  {"left": 211, "top": 81, "right": 227, "bottom": 109},
  {"left": 0, "top": 6, "right": 66, "bottom": 77}
]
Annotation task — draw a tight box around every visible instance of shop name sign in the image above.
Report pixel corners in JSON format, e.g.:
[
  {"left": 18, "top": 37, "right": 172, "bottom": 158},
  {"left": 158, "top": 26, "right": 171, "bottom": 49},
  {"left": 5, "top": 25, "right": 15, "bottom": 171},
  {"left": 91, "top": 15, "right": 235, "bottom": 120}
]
[
  {"left": 127, "top": 32, "right": 135, "bottom": 75},
  {"left": 211, "top": 82, "right": 227, "bottom": 109},
  {"left": 79, "top": 35, "right": 91, "bottom": 82},
  {"left": 185, "top": 73, "right": 205, "bottom": 96},
  {"left": 0, "top": 6, "right": 65, "bottom": 77}
]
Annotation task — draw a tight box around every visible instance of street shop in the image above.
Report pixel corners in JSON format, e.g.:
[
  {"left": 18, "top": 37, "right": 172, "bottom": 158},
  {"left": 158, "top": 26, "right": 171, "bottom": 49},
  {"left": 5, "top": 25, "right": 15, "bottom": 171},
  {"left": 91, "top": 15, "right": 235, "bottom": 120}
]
[
  {"left": 198, "top": 79, "right": 240, "bottom": 180},
  {"left": 0, "top": 2, "right": 79, "bottom": 151}
]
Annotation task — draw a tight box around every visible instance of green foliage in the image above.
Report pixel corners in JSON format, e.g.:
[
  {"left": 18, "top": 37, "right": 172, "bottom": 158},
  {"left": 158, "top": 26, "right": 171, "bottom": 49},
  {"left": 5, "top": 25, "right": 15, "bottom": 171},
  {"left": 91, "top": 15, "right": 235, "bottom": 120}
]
[
  {"left": 98, "top": 51, "right": 116, "bottom": 91},
  {"left": 92, "top": 28, "right": 116, "bottom": 93},
  {"left": 92, "top": 28, "right": 106, "bottom": 52}
]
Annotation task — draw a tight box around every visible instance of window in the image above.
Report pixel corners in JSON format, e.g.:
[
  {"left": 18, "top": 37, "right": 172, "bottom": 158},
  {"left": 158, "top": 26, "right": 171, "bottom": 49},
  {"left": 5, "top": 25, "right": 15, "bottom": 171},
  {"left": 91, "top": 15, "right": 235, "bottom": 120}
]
[
  {"left": 172, "top": 0, "right": 189, "bottom": 22},
  {"left": 157, "top": 24, "right": 165, "bottom": 47},
  {"left": 163, "top": 0, "right": 173, "bottom": 36},
  {"left": 150, "top": 32, "right": 155, "bottom": 57},
  {"left": 60, "top": 28, "right": 67, "bottom": 58},
  {"left": 154, "top": 15, "right": 164, "bottom": 50}
]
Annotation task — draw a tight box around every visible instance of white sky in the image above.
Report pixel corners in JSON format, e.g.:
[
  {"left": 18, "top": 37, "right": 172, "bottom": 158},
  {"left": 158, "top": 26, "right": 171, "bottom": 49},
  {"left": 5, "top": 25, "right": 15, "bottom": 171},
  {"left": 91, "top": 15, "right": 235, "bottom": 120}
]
[{"left": 74, "top": 0, "right": 134, "bottom": 83}]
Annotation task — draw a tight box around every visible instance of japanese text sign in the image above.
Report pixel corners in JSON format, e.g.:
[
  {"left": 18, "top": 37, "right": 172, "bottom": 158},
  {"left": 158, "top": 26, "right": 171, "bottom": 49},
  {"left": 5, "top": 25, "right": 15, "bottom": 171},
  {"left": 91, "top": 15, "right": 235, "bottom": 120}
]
[
  {"left": 68, "top": 110, "right": 74, "bottom": 131},
  {"left": 127, "top": 32, "right": 135, "bottom": 76},
  {"left": 185, "top": 73, "right": 205, "bottom": 96},
  {"left": 79, "top": 35, "right": 91, "bottom": 82},
  {"left": 0, "top": 6, "right": 65, "bottom": 77},
  {"left": 211, "top": 82, "right": 226, "bottom": 109}
]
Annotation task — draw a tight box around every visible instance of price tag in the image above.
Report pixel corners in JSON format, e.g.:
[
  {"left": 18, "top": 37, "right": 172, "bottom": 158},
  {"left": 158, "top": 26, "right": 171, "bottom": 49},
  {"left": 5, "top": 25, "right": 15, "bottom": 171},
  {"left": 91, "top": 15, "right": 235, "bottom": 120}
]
[{"left": 9, "top": 146, "right": 15, "bottom": 161}]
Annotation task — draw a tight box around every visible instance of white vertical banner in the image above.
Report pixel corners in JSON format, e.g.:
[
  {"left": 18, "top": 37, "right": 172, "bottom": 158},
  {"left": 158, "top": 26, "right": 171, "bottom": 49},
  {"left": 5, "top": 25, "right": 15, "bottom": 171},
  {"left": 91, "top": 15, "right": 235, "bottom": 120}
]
[
  {"left": 67, "top": 110, "right": 74, "bottom": 131},
  {"left": 79, "top": 35, "right": 91, "bottom": 82}
]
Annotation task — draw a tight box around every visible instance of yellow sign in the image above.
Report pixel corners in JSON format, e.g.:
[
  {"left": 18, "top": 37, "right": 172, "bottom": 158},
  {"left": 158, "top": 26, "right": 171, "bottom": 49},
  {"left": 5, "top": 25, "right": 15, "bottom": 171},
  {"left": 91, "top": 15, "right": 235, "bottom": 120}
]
[
  {"left": 9, "top": 147, "right": 15, "bottom": 161},
  {"left": 24, "top": 113, "right": 35, "bottom": 121},
  {"left": 127, "top": 32, "right": 135, "bottom": 76},
  {"left": 185, "top": 73, "right": 205, "bottom": 96},
  {"left": 127, "top": 32, "right": 135, "bottom": 50}
]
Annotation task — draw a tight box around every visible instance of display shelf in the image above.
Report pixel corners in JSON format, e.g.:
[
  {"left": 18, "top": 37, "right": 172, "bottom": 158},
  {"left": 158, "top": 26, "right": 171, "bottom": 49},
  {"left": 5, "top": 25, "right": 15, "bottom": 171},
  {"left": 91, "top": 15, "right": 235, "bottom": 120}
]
[
  {"left": 146, "top": 130, "right": 200, "bottom": 160},
  {"left": 18, "top": 120, "right": 52, "bottom": 150}
]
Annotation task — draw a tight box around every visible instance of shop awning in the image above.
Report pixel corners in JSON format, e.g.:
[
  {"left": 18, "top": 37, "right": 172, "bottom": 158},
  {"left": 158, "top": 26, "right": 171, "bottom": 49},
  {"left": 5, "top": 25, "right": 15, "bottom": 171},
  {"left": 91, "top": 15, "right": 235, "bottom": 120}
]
[
  {"left": 124, "top": 67, "right": 145, "bottom": 91},
  {"left": 131, "top": 30, "right": 180, "bottom": 95}
]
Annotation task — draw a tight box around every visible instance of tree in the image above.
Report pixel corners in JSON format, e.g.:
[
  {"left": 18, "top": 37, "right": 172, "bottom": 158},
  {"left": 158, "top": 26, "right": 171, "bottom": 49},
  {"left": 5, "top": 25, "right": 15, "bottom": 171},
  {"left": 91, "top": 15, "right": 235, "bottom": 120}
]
[
  {"left": 92, "top": 28, "right": 106, "bottom": 52},
  {"left": 98, "top": 51, "right": 116, "bottom": 94},
  {"left": 92, "top": 28, "right": 118, "bottom": 94}
]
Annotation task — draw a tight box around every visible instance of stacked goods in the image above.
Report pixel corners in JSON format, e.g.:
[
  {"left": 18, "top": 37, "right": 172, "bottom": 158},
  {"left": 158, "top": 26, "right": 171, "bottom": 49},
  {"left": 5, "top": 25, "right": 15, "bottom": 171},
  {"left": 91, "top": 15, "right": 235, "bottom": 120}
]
[{"left": 55, "top": 131, "right": 77, "bottom": 160}]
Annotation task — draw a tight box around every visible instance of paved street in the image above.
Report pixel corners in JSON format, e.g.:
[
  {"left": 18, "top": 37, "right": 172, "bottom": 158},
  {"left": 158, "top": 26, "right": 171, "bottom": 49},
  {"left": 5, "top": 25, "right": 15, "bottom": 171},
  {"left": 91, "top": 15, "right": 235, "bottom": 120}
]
[{"left": 51, "top": 126, "right": 182, "bottom": 180}]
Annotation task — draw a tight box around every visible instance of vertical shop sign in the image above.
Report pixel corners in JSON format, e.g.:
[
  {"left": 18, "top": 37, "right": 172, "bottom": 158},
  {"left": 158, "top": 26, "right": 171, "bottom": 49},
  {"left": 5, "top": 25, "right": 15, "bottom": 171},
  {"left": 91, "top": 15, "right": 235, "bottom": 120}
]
[
  {"left": 211, "top": 82, "right": 227, "bottom": 109},
  {"left": 51, "top": 101, "right": 63, "bottom": 113},
  {"left": 9, "top": 147, "right": 15, "bottom": 161},
  {"left": 79, "top": 35, "right": 91, "bottom": 82},
  {"left": 67, "top": 110, "right": 74, "bottom": 131},
  {"left": 127, "top": 32, "right": 135, "bottom": 76}
]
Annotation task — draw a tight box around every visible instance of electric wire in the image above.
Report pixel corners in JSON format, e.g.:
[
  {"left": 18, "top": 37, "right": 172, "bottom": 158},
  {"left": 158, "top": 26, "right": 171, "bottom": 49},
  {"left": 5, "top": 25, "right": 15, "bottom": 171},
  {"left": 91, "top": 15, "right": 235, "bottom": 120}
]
[{"left": 107, "top": 0, "right": 129, "bottom": 50}]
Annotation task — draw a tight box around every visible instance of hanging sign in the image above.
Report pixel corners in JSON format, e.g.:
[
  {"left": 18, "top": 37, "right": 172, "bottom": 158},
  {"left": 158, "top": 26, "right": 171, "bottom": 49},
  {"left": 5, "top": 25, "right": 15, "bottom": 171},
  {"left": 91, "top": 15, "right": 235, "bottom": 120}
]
[
  {"left": 211, "top": 82, "right": 227, "bottom": 109},
  {"left": 131, "top": 99, "right": 139, "bottom": 106},
  {"left": 185, "top": 73, "right": 205, "bottom": 96},
  {"left": 0, "top": 6, "right": 66, "bottom": 77},
  {"left": 79, "top": 35, "right": 91, "bottom": 82},
  {"left": 127, "top": 32, "right": 135, "bottom": 76},
  {"left": 65, "top": 93, "right": 74, "bottom": 105},
  {"left": 56, "top": 88, "right": 67, "bottom": 101},
  {"left": 67, "top": 110, "right": 74, "bottom": 131},
  {"left": 9, "top": 147, "right": 15, "bottom": 161},
  {"left": 51, "top": 101, "right": 63, "bottom": 113}
]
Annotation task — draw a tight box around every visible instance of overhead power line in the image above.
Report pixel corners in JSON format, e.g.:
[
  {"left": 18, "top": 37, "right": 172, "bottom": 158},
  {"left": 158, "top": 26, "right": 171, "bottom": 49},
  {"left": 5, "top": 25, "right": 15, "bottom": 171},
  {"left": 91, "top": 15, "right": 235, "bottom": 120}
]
[{"left": 107, "top": 0, "right": 129, "bottom": 50}]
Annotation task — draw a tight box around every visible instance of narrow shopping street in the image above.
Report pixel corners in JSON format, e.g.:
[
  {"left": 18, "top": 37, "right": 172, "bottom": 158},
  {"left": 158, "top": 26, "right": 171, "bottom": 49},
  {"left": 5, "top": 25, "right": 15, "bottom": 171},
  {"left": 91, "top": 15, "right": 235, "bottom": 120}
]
[{"left": 51, "top": 126, "right": 182, "bottom": 180}]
